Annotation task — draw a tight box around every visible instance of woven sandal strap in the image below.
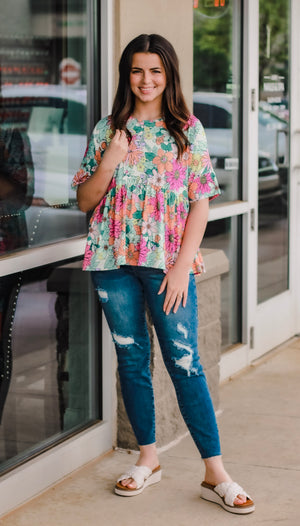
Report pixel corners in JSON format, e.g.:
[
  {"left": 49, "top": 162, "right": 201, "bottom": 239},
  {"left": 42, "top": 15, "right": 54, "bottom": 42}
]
[
  {"left": 214, "top": 482, "right": 248, "bottom": 507},
  {"left": 117, "top": 465, "right": 152, "bottom": 489}
]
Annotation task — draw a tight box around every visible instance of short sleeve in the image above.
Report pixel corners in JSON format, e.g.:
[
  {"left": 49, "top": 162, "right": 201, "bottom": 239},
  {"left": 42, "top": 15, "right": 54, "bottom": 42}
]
[
  {"left": 71, "top": 116, "right": 112, "bottom": 189},
  {"left": 187, "top": 116, "right": 221, "bottom": 202}
]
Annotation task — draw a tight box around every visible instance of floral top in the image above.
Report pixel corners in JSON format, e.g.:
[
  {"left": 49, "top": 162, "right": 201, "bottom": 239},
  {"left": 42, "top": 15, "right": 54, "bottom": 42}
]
[{"left": 72, "top": 115, "right": 220, "bottom": 274}]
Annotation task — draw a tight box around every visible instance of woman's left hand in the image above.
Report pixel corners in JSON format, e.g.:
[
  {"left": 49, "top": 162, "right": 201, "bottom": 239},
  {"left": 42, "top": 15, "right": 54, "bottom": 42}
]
[{"left": 158, "top": 265, "right": 190, "bottom": 315}]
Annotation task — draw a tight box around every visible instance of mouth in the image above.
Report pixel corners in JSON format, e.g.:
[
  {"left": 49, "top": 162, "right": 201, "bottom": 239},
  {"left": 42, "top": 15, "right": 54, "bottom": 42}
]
[{"left": 139, "top": 87, "right": 155, "bottom": 94}]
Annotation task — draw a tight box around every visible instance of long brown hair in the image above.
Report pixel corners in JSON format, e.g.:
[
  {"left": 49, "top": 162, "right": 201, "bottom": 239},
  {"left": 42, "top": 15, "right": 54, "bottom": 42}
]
[{"left": 111, "top": 34, "right": 190, "bottom": 157}]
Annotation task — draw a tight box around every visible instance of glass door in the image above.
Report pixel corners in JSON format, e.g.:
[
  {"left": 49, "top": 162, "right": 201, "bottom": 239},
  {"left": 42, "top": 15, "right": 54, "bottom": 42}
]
[
  {"left": 257, "top": 0, "right": 289, "bottom": 304},
  {"left": 253, "top": 0, "right": 296, "bottom": 359}
]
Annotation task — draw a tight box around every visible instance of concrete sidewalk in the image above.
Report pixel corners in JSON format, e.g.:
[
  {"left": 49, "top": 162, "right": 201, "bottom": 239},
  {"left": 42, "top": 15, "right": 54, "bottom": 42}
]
[{"left": 1, "top": 338, "right": 300, "bottom": 526}]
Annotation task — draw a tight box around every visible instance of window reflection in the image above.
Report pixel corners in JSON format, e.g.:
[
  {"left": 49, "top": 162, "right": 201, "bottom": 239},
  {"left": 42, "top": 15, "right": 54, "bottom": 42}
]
[
  {"left": 257, "top": 0, "right": 290, "bottom": 303},
  {"left": 193, "top": 1, "right": 242, "bottom": 350},
  {"left": 0, "top": 128, "right": 34, "bottom": 253},
  {"left": 0, "top": 261, "right": 99, "bottom": 471},
  {"left": 0, "top": 0, "right": 88, "bottom": 256},
  {"left": 193, "top": 1, "right": 242, "bottom": 204}
]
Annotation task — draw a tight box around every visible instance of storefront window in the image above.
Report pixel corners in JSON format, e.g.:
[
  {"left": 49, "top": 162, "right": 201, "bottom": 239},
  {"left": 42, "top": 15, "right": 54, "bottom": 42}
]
[
  {"left": 0, "top": 0, "right": 101, "bottom": 475},
  {"left": 0, "top": 259, "right": 100, "bottom": 473},
  {"left": 0, "top": 0, "right": 88, "bottom": 256}
]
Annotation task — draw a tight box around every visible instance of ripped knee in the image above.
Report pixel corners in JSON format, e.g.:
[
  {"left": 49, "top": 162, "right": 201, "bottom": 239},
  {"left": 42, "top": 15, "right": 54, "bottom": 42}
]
[
  {"left": 172, "top": 340, "right": 201, "bottom": 377},
  {"left": 112, "top": 333, "right": 135, "bottom": 346}
]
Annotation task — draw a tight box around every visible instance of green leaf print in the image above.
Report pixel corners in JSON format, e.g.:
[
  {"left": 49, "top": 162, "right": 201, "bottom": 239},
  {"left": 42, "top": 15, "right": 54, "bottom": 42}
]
[
  {"left": 161, "top": 142, "right": 172, "bottom": 152},
  {"left": 145, "top": 152, "right": 156, "bottom": 162},
  {"left": 168, "top": 193, "right": 176, "bottom": 206},
  {"left": 132, "top": 210, "right": 142, "bottom": 220}
]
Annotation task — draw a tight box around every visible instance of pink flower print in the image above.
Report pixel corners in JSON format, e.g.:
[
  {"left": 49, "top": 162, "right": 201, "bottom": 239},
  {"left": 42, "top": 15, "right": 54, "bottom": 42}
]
[
  {"left": 189, "top": 171, "right": 213, "bottom": 198},
  {"left": 165, "top": 225, "right": 180, "bottom": 254},
  {"left": 138, "top": 236, "right": 150, "bottom": 264},
  {"left": 83, "top": 246, "right": 94, "bottom": 270},
  {"left": 93, "top": 202, "right": 105, "bottom": 224},
  {"left": 184, "top": 115, "right": 197, "bottom": 130},
  {"left": 149, "top": 193, "right": 164, "bottom": 221},
  {"left": 176, "top": 202, "right": 188, "bottom": 228},
  {"left": 109, "top": 218, "right": 122, "bottom": 240},
  {"left": 199, "top": 172, "right": 213, "bottom": 194},
  {"left": 115, "top": 186, "right": 127, "bottom": 213},
  {"left": 166, "top": 160, "right": 186, "bottom": 191}
]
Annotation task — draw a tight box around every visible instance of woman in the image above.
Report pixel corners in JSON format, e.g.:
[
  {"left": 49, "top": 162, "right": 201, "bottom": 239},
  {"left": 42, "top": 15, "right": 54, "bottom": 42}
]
[{"left": 73, "top": 34, "right": 254, "bottom": 515}]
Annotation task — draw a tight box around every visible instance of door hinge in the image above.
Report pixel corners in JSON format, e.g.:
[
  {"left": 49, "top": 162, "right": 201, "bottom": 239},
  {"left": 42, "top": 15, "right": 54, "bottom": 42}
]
[
  {"left": 251, "top": 88, "right": 256, "bottom": 112},
  {"left": 250, "top": 326, "right": 254, "bottom": 349},
  {"left": 250, "top": 208, "right": 255, "bottom": 231}
]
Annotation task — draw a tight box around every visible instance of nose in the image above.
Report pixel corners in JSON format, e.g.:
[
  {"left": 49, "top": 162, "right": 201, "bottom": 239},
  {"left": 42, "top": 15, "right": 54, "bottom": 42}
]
[{"left": 142, "top": 70, "right": 151, "bottom": 84}]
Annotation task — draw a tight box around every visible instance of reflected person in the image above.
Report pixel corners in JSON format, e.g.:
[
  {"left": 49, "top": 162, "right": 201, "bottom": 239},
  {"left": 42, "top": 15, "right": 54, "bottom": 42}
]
[{"left": 0, "top": 127, "right": 34, "bottom": 422}]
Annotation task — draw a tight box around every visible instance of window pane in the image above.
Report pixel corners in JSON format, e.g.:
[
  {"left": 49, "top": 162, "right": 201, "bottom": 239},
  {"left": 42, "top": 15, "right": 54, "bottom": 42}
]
[
  {"left": 193, "top": 0, "right": 242, "bottom": 203},
  {"left": 202, "top": 217, "right": 242, "bottom": 351},
  {"left": 194, "top": 1, "right": 242, "bottom": 350},
  {"left": 257, "top": 0, "right": 290, "bottom": 303},
  {"left": 0, "top": 260, "right": 100, "bottom": 473},
  {"left": 0, "top": 0, "right": 88, "bottom": 256}
]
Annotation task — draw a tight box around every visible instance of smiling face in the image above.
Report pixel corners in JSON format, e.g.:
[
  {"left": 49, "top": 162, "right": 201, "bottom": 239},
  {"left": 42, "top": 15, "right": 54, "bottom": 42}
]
[{"left": 129, "top": 52, "right": 167, "bottom": 113}]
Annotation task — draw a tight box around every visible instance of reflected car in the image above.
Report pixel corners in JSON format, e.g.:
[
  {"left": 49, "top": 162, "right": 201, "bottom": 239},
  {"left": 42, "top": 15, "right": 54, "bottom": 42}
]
[
  {"left": 0, "top": 85, "right": 87, "bottom": 246},
  {"left": 193, "top": 91, "right": 287, "bottom": 205}
]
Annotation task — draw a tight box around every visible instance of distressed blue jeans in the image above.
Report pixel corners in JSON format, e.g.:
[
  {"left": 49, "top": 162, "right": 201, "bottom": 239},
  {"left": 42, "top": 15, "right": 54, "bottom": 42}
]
[{"left": 91, "top": 266, "right": 221, "bottom": 459}]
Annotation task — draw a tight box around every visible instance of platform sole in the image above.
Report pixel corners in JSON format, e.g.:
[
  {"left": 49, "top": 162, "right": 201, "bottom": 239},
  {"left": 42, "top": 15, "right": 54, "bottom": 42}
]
[
  {"left": 115, "top": 469, "right": 162, "bottom": 497},
  {"left": 201, "top": 484, "right": 255, "bottom": 514}
]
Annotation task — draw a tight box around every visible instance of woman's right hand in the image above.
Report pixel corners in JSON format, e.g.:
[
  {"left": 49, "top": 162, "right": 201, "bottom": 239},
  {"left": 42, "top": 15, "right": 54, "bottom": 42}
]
[
  {"left": 104, "top": 129, "right": 129, "bottom": 170},
  {"left": 77, "top": 129, "right": 128, "bottom": 213}
]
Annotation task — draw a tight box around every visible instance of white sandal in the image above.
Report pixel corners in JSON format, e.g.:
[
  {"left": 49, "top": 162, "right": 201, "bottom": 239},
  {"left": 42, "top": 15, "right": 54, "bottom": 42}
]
[
  {"left": 115, "top": 465, "right": 162, "bottom": 496},
  {"left": 200, "top": 481, "right": 255, "bottom": 514}
]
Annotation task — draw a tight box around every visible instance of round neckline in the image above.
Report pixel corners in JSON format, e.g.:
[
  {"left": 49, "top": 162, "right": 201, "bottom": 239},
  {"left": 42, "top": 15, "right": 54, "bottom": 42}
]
[{"left": 129, "top": 116, "right": 164, "bottom": 124}]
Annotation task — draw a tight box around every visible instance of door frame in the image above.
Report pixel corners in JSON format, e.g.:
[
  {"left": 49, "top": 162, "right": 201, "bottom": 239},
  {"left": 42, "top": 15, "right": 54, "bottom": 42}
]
[
  {"left": 220, "top": 0, "right": 299, "bottom": 378},
  {"left": 245, "top": 0, "right": 298, "bottom": 361},
  {"left": 290, "top": 0, "right": 300, "bottom": 337}
]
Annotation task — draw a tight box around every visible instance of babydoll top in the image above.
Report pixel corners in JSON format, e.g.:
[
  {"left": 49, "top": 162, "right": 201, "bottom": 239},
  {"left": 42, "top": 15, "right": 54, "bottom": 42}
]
[{"left": 72, "top": 115, "right": 220, "bottom": 274}]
